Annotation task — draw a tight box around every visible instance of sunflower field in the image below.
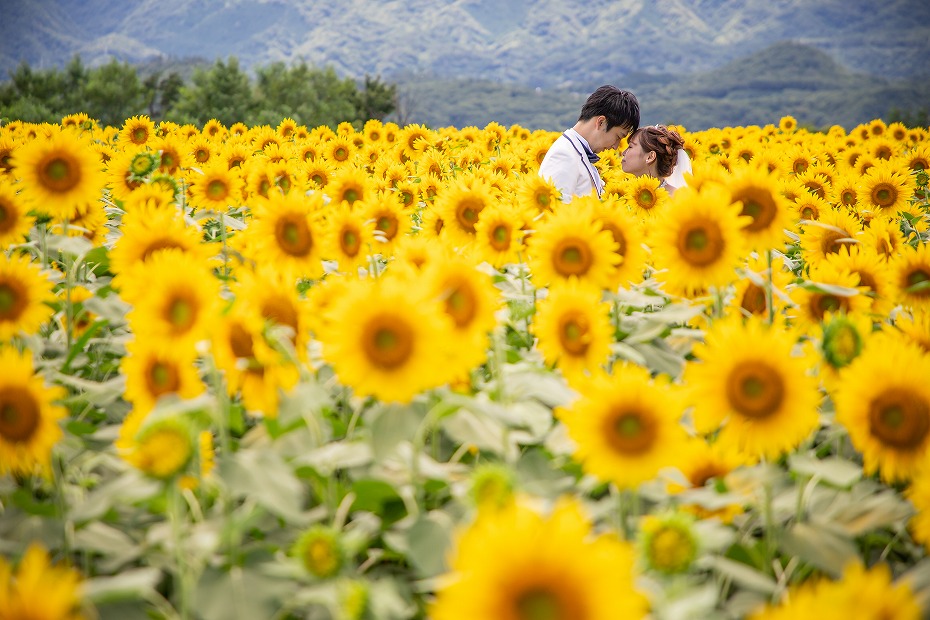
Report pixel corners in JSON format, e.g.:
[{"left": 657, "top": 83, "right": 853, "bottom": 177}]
[{"left": 0, "top": 111, "right": 929, "bottom": 619}]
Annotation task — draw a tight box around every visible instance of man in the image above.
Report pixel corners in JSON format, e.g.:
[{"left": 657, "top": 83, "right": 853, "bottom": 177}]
[{"left": 538, "top": 85, "right": 640, "bottom": 203}]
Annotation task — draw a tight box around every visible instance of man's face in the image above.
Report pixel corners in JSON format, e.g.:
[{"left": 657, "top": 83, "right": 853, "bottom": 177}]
[{"left": 589, "top": 116, "right": 631, "bottom": 153}]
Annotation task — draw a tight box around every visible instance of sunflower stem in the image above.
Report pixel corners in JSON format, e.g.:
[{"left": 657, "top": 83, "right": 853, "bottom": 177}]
[
  {"left": 53, "top": 453, "right": 73, "bottom": 559},
  {"left": 204, "top": 354, "right": 237, "bottom": 565},
  {"left": 168, "top": 483, "right": 193, "bottom": 620},
  {"left": 491, "top": 326, "right": 507, "bottom": 402},
  {"left": 765, "top": 249, "right": 775, "bottom": 325},
  {"left": 761, "top": 466, "right": 776, "bottom": 574}
]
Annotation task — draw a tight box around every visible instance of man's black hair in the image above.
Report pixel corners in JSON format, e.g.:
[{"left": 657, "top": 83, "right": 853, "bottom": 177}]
[{"left": 578, "top": 85, "right": 640, "bottom": 134}]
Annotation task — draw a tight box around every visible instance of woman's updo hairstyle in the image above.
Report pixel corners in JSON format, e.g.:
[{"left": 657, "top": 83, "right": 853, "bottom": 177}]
[{"left": 631, "top": 125, "right": 685, "bottom": 179}]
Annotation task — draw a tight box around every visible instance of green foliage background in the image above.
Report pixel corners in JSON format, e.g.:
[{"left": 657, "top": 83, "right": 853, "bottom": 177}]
[{"left": 1, "top": 42, "right": 928, "bottom": 131}]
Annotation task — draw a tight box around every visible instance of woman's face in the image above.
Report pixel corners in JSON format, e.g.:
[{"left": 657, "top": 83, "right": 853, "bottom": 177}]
[{"left": 621, "top": 134, "right": 654, "bottom": 177}]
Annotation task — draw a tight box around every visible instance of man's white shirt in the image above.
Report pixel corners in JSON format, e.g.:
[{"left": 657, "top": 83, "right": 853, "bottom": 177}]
[{"left": 537, "top": 128, "right": 604, "bottom": 203}]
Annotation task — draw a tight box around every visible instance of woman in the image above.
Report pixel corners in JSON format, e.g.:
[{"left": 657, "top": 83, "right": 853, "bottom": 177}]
[{"left": 620, "top": 125, "right": 691, "bottom": 196}]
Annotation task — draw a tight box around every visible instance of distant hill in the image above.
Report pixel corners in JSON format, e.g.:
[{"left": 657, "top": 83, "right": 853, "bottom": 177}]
[
  {"left": 2, "top": 0, "right": 929, "bottom": 86},
  {"left": 396, "top": 42, "right": 930, "bottom": 131}
]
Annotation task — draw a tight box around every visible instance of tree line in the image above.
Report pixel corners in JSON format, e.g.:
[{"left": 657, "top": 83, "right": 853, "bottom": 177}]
[{"left": 0, "top": 55, "right": 397, "bottom": 130}]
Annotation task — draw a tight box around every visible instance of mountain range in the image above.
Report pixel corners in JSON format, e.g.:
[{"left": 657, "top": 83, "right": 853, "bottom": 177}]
[
  {"left": 1, "top": 0, "right": 929, "bottom": 130},
  {"left": 3, "top": 0, "right": 928, "bottom": 85}
]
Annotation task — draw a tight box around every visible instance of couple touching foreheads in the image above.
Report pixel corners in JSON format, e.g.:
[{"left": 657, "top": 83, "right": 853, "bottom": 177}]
[{"left": 538, "top": 85, "right": 691, "bottom": 203}]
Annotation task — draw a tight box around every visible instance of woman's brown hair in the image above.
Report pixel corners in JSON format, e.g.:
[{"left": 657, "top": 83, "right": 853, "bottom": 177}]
[{"left": 630, "top": 125, "right": 685, "bottom": 178}]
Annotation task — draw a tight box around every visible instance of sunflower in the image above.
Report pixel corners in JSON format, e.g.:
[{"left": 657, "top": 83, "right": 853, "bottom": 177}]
[
  {"left": 219, "top": 140, "right": 252, "bottom": 171},
  {"left": 777, "top": 176, "right": 808, "bottom": 204},
  {"left": 120, "top": 114, "right": 156, "bottom": 147},
  {"left": 798, "top": 207, "right": 862, "bottom": 265},
  {"left": 471, "top": 202, "right": 526, "bottom": 268},
  {"left": 207, "top": 302, "right": 299, "bottom": 417},
  {"left": 53, "top": 200, "right": 108, "bottom": 245},
  {"left": 109, "top": 203, "right": 215, "bottom": 286},
  {"left": 292, "top": 525, "right": 346, "bottom": 580},
  {"left": 856, "top": 160, "right": 916, "bottom": 218},
  {"left": 665, "top": 438, "right": 748, "bottom": 523},
  {"left": 250, "top": 125, "right": 280, "bottom": 152},
  {"left": 684, "top": 315, "right": 821, "bottom": 461},
  {"left": 186, "top": 135, "right": 214, "bottom": 167},
  {"left": 787, "top": 260, "right": 871, "bottom": 335},
  {"left": 895, "top": 308, "right": 930, "bottom": 355},
  {"left": 302, "top": 159, "right": 334, "bottom": 192},
  {"left": 238, "top": 191, "right": 325, "bottom": 281},
  {"left": 327, "top": 166, "right": 372, "bottom": 207},
  {"left": 323, "top": 202, "right": 376, "bottom": 274},
  {"left": 203, "top": 118, "right": 227, "bottom": 139},
  {"left": 242, "top": 159, "right": 275, "bottom": 199},
  {"left": 121, "top": 338, "right": 205, "bottom": 414},
  {"left": 791, "top": 193, "right": 833, "bottom": 224},
  {"left": 650, "top": 185, "right": 749, "bottom": 298},
  {"left": 780, "top": 145, "right": 815, "bottom": 175},
  {"left": 399, "top": 124, "right": 435, "bottom": 156},
  {"left": 822, "top": 243, "right": 895, "bottom": 315},
  {"left": 588, "top": 197, "right": 647, "bottom": 287},
  {"left": 103, "top": 148, "right": 147, "bottom": 204},
  {"left": 422, "top": 254, "right": 500, "bottom": 378},
  {"left": 415, "top": 149, "right": 447, "bottom": 179},
  {"left": 526, "top": 202, "right": 619, "bottom": 290},
  {"left": 533, "top": 277, "right": 613, "bottom": 384},
  {"left": 0, "top": 253, "right": 55, "bottom": 341},
  {"left": 638, "top": 511, "right": 699, "bottom": 575},
  {"left": 620, "top": 174, "right": 671, "bottom": 222},
  {"left": 828, "top": 172, "right": 860, "bottom": 209},
  {"left": 907, "top": 468, "right": 930, "bottom": 552},
  {"left": 374, "top": 160, "right": 410, "bottom": 189},
  {"left": 0, "top": 180, "right": 34, "bottom": 247},
  {"left": 431, "top": 497, "right": 648, "bottom": 620},
  {"left": 889, "top": 243, "right": 930, "bottom": 312},
  {"left": 319, "top": 275, "right": 455, "bottom": 403},
  {"left": 726, "top": 165, "right": 794, "bottom": 252},
  {"left": 0, "top": 543, "right": 85, "bottom": 620},
  {"left": 868, "top": 136, "right": 897, "bottom": 161},
  {"left": 231, "top": 265, "right": 314, "bottom": 363},
  {"left": 388, "top": 234, "right": 449, "bottom": 277},
  {"left": 433, "top": 176, "right": 497, "bottom": 249},
  {"left": 122, "top": 249, "right": 221, "bottom": 346},
  {"left": 322, "top": 135, "right": 355, "bottom": 166},
  {"left": 750, "top": 562, "right": 920, "bottom": 620},
  {"left": 903, "top": 144, "right": 930, "bottom": 172},
  {"left": 392, "top": 178, "right": 419, "bottom": 210},
  {"left": 120, "top": 182, "right": 176, "bottom": 212},
  {"left": 796, "top": 170, "right": 831, "bottom": 202},
  {"left": 515, "top": 172, "right": 561, "bottom": 215},
  {"left": 12, "top": 128, "right": 104, "bottom": 220},
  {"left": 557, "top": 363, "right": 690, "bottom": 489},
  {"left": 859, "top": 215, "right": 905, "bottom": 261},
  {"left": 117, "top": 409, "right": 195, "bottom": 480},
  {"left": 729, "top": 253, "right": 794, "bottom": 321},
  {"left": 0, "top": 134, "right": 17, "bottom": 176},
  {"left": 361, "top": 191, "right": 413, "bottom": 255},
  {"left": 778, "top": 115, "right": 797, "bottom": 132},
  {"left": 0, "top": 347, "right": 66, "bottom": 478},
  {"left": 811, "top": 310, "right": 874, "bottom": 394},
  {"left": 187, "top": 162, "right": 244, "bottom": 211}
]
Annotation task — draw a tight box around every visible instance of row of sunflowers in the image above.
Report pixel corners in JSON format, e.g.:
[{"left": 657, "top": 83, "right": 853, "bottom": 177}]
[{"left": 0, "top": 110, "right": 928, "bottom": 619}]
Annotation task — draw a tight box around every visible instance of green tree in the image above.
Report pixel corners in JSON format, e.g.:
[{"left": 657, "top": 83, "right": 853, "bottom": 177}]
[
  {"left": 83, "top": 59, "right": 147, "bottom": 127},
  {"left": 0, "top": 56, "right": 87, "bottom": 123},
  {"left": 143, "top": 71, "right": 184, "bottom": 121},
  {"left": 168, "top": 57, "right": 257, "bottom": 127},
  {"left": 355, "top": 74, "right": 397, "bottom": 123},
  {"left": 251, "top": 61, "right": 358, "bottom": 129}
]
